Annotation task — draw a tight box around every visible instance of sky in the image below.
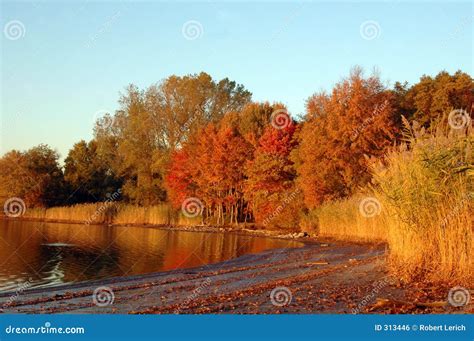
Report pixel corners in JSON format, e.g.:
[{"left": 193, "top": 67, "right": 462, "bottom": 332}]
[{"left": 1, "top": 0, "right": 472, "bottom": 161}]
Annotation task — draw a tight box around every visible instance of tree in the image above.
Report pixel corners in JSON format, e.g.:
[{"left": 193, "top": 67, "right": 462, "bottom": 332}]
[
  {"left": 165, "top": 147, "right": 194, "bottom": 209},
  {"left": 244, "top": 121, "right": 300, "bottom": 228},
  {"left": 165, "top": 122, "right": 253, "bottom": 225},
  {"left": 0, "top": 145, "right": 65, "bottom": 208},
  {"left": 220, "top": 102, "right": 287, "bottom": 146},
  {"left": 296, "top": 67, "right": 397, "bottom": 208},
  {"left": 97, "top": 73, "right": 252, "bottom": 205},
  {"left": 405, "top": 70, "right": 473, "bottom": 126},
  {"left": 64, "top": 140, "right": 122, "bottom": 203}
]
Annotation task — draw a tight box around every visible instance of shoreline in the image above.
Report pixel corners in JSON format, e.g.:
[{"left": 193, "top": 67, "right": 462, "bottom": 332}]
[
  {"left": 0, "top": 216, "right": 313, "bottom": 241},
  {"left": 1, "top": 218, "right": 471, "bottom": 314},
  {"left": 0, "top": 237, "right": 469, "bottom": 314}
]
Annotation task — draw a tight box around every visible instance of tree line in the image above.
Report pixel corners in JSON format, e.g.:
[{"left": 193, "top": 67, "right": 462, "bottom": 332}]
[{"left": 1, "top": 68, "right": 472, "bottom": 227}]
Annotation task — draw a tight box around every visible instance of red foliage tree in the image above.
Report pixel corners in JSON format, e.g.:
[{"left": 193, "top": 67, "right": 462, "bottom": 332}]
[{"left": 244, "top": 122, "right": 301, "bottom": 228}]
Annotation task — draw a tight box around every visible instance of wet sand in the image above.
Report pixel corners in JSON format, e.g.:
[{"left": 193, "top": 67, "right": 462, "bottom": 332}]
[{"left": 0, "top": 238, "right": 470, "bottom": 314}]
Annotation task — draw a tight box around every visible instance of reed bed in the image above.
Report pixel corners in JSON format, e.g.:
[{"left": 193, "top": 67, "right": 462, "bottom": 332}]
[
  {"left": 19, "top": 202, "right": 201, "bottom": 227},
  {"left": 313, "top": 122, "right": 473, "bottom": 285},
  {"left": 314, "top": 196, "right": 387, "bottom": 242},
  {"left": 372, "top": 123, "right": 473, "bottom": 285}
]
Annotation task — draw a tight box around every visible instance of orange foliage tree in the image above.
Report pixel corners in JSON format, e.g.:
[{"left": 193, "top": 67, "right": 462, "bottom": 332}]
[
  {"left": 165, "top": 122, "right": 253, "bottom": 225},
  {"left": 295, "top": 68, "right": 398, "bottom": 208}
]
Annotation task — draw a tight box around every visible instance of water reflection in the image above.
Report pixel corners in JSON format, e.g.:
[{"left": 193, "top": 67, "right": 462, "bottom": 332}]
[{"left": 0, "top": 220, "right": 301, "bottom": 292}]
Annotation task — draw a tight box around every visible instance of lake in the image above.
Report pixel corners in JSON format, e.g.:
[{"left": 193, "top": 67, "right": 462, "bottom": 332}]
[{"left": 0, "top": 220, "right": 301, "bottom": 292}]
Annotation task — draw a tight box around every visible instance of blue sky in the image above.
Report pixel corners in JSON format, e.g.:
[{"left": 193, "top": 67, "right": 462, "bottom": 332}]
[{"left": 1, "top": 1, "right": 472, "bottom": 161}]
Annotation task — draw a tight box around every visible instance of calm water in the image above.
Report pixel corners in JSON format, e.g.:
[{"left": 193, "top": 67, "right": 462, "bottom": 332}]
[{"left": 0, "top": 220, "right": 301, "bottom": 292}]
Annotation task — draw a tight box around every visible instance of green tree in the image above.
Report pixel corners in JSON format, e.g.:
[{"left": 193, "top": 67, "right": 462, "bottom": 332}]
[
  {"left": 97, "top": 72, "right": 252, "bottom": 205},
  {"left": 64, "top": 140, "right": 122, "bottom": 203},
  {"left": 406, "top": 70, "right": 473, "bottom": 126}
]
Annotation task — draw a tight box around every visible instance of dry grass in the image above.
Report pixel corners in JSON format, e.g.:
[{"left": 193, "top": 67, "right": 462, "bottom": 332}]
[
  {"left": 314, "top": 196, "right": 387, "bottom": 242},
  {"left": 371, "top": 122, "right": 473, "bottom": 285},
  {"left": 310, "top": 121, "right": 473, "bottom": 285},
  {"left": 22, "top": 203, "right": 201, "bottom": 226}
]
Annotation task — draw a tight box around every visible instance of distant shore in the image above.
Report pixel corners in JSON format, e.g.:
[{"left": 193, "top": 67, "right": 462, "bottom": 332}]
[{"left": 0, "top": 215, "right": 310, "bottom": 241}]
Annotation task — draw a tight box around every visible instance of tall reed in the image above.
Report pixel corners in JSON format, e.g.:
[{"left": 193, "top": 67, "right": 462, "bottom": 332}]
[
  {"left": 314, "top": 195, "right": 387, "bottom": 242},
  {"left": 372, "top": 121, "right": 473, "bottom": 284},
  {"left": 311, "top": 121, "right": 473, "bottom": 285}
]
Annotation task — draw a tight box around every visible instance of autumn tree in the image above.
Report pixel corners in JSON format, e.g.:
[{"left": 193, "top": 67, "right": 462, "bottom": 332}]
[
  {"left": 244, "top": 121, "right": 300, "bottom": 228},
  {"left": 0, "top": 144, "right": 65, "bottom": 208},
  {"left": 296, "top": 67, "right": 397, "bottom": 208},
  {"left": 165, "top": 122, "right": 253, "bottom": 225},
  {"left": 165, "top": 147, "right": 194, "bottom": 209},
  {"left": 404, "top": 70, "right": 473, "bottom": 126},
  {"left": 96, "top": 73, "right": 251, "bottom": 205},
  {"left": 220, "top": 102, "right": 287, "bottom": 146}
]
